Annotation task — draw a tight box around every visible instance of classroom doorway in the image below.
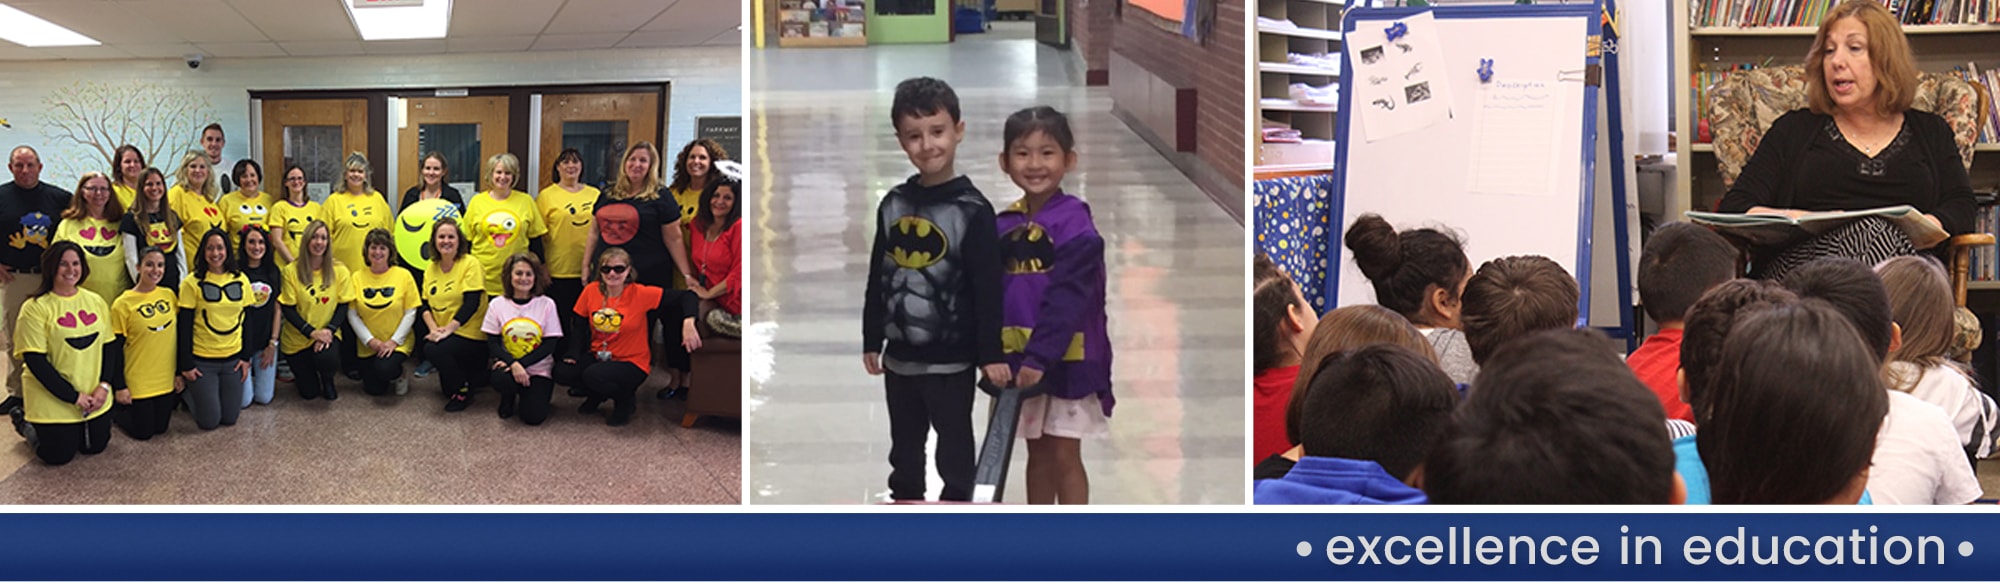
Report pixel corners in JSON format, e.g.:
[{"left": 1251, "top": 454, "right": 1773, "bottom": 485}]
[
  {"left": 538, "top": 92, "right": 662, "bottom": 191},
  {"left": 1035, "top": 0, "right": 1066, "bottom": 48},
  {"left": 398, "top": 95, "right": 511, "bottom": 205},
  {"left": 261, "top": 98, "right": 369, "bottom": 203}
]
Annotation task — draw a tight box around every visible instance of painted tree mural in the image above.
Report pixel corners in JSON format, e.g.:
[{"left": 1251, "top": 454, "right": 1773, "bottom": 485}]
[{"left": 36, "top": 81, "right": 215, "bottom": 180}]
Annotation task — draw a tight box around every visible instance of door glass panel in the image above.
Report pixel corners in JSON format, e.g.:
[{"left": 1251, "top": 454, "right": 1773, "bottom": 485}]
[
  {"left": 282, "top": 125, "right": 342, "bottom": 203},
  {"left": 562, "top": 120, "right": 630, "bottom": 190},
  {"left": 418, "top": 123, "right": 482, "bottom": 193}
]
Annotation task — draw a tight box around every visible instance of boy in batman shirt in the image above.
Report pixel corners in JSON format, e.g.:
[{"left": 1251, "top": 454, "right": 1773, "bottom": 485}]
[{"left": 862, "top": 77, "right": 1006, "bottom": 502}]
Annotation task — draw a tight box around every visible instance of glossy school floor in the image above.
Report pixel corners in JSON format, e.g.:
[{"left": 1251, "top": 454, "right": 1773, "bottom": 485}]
[
  {"left": 747, "top": 23, "right": 1247, "bottom": 504},
  {"left": 0, "top": 359, "right": 741, "bottom": 504}
]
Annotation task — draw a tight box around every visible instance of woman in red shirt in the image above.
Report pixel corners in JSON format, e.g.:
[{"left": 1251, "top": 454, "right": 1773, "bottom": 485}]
[
  {"left": 560, "top": 248, "right": 700, "bottom": 426},
  {"left": 688, "top": 176, "right": 740, "bottom": 337}
]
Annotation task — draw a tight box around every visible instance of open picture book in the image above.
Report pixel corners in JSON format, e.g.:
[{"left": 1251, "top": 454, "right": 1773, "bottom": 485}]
[{"left": 1685, "top": 205, "right": 1950, "bottom": 250}]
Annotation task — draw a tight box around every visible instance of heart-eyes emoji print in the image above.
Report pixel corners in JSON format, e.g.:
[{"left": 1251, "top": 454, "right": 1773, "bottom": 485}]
[{"left": 58, "top": 310, "right": 99, "bottom": 328}]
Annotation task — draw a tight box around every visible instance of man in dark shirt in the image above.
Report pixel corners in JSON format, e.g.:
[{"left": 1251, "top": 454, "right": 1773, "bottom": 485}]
[{"left": 1, "top": 146, "right": 73, "bottom": 405}]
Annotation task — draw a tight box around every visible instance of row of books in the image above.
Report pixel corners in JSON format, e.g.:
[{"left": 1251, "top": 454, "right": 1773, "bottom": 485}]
[
  {"left": 1948, "top": 63, "right": 2000, "bottom": 144},
  {"left": 1690, "top": 0, "right": 2000, "bottom": 27},
  {"left": 778, "top": 0, "right": 867, "bottom": 38},
  {"left": 1972, "top": 195, "right": 2000, "bottom": 281}
]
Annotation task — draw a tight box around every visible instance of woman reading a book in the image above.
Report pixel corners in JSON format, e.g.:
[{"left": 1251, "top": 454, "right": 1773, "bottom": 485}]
[{"left": 1716, "top": 0, "right": 1974, "bottom": 280}]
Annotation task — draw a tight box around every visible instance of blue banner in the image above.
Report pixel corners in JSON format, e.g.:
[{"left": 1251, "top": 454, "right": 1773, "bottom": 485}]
[{"left": 3, "top": 512, "right": 1997, "bottom": 580}]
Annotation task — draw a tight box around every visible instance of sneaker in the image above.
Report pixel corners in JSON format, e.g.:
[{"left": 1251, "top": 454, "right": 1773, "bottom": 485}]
[
  {"left": 444, "top": 391, "right": 470, "bottom": 412},
  {"left": 497, "top": 395, "right": 516, "bottom": 419},
  {"left": 323, "top": 381, "right": 339, "bottom": 401},
  {"left": 276, "top": 359, "right": 294, "bottom": 383},
  {"left": 413, "top": 359, "right": 434, "bottom": 378},
  {"left": 394, "top": 377, "right": 408, "bottom": 396}
]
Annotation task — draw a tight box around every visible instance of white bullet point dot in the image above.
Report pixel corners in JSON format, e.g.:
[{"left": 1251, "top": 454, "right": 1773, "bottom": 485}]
[
  {"left": 1959, "top": 541, "right": 1974, "bottom": 557},
  {"left": 1297, "top": 541, "right": 1312, "bottom": 557}
]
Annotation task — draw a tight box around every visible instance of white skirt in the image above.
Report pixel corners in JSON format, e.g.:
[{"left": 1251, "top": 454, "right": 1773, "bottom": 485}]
[{"left": 1017, "top": 393, "right": 1110, "bottom": 440}]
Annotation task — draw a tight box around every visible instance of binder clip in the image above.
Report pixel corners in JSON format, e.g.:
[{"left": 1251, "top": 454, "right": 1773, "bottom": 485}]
[
  {"left": 1385, "top": 21, "right": 1408, "bottom": 42},
  {"left": 1477, "top": 58, "right": 1494, "bottom": 83}
]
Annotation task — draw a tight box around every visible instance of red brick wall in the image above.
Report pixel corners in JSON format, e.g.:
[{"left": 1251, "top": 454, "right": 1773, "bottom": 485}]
[
  {"left": 1110, "top": 1, "right": 1245, "bottom": 188},
  {"left": 1070, "top": 0, "right": 1115, "bottom": 83}
]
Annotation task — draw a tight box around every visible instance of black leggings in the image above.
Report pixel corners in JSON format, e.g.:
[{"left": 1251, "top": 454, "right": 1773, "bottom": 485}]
[
  {"left": 32, "top": 415, "right": 112, "bottom": 466},
  {"left": 557, "top": 360, "right": 647, "bottom": 417},
  {"left": 114, "top": 393, "right": 176, "bottom": 441},
  {"left": 491, "top": 370, "right": 554, "bottom": 425},
  {"left": 358, "top": 352, "right": 409, "bottom": 396},
  {"left": 652, "top": 289, "right": 699, "bottom": 374},
  {"left": 285, "top": 345, "right": 341, "bottom": 399},
  {"left": 427, "top": 335, "right": 489, "bottom": 395}
]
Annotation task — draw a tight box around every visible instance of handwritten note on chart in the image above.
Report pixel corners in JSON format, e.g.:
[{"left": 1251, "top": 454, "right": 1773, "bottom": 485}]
[{"left": 1469, "top": 79, "right": 1559, "bottom": 196}]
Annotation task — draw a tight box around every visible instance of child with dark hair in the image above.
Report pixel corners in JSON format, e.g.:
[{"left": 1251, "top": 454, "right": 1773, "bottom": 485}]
[
  {"left": 1782, "top": 257, "right": 1981, "bottom": 504},
  {"left": 1875, "top": 256, "right": 1997, "bottom": 465},
  {"left": 1425, "top": 328, "right": 1684, "bottom": 504},
  {"left": 1342, "top": 215, "right": 1475, "bottom": 384},
  {"left": 1252, "top": 252, "right": 1317, "bottom": 460},
  {"left": 1626, "top": 222, "right": 1738, "bottom": 423},
  {"left": 1703, "top": 301, "right": 1886, "bottom": 504},
  {"left": 861, "top": 76, "right": 1005, "bottom": 502},
  {"left": 1673, "top": 279, "right": 1798, "bottom": 504},
  {"left": 1254, "top": 344, "right": 1455, "bottom": 505},
  {"left": 1458, "top": 255, "right": 1579, "bottom": 365},
  {"left": 1257, "top": 304, "right": 1433, "bottom": 480},
  {"left": 993, "top": 105, "right": 1111, "bottom": 505}
]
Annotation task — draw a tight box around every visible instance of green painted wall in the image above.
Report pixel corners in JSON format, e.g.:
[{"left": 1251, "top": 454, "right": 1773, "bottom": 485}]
[{"left": 867, "top": 0, "right": 951, "bottom": 44}]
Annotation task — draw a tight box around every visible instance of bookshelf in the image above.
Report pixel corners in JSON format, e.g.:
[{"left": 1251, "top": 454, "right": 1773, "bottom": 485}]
[
  {"left": 1254, "top": 0, "right": 1344, "bottom": 174},
  {"left": 778, "top": 0, "right": 869, "bottom": 47},
  {"left": 1670, "top": 1, "right": 2000, "bottom": 222}
]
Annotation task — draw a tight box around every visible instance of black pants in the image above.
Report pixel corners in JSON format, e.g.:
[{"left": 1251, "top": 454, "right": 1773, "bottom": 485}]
[
  {"left": 285, "top": 345, "right": 341, "bottom": 399},
  {"left": 32, "top": 415, "right": 111, "bottom": 466},
  {"left": 427, "top": 335, "right": 489, "bottom": 395},
  {"left": 358, "top": 352, "right": 409, "bottom": 396},
  {"left": 491, "top": 370, "right": 554, "bottom": 425},
  {"left": 558, "top": 360, "right": 646, "bottom": 418},
  {"left": 652, "top": 289, "right": 699, "bottom": 375},
  {"left": 884, "top": 368, "right": 976, "bottom": 502},
  {"left": 113, "top": 393, "right": 176, "bottom": 440},
  {"left": 338, "top": 334, "right": 360, "bottom": 377}
]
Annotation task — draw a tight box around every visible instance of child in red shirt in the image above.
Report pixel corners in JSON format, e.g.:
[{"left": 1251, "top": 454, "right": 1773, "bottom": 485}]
[{"left": 1627, "top": 222, "right": 1738, "bottom": 423}]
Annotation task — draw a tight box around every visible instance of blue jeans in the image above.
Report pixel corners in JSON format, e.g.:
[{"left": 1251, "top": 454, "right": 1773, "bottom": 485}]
[{"left": 240, "top": 348, "right": 276, "bottom": 408}]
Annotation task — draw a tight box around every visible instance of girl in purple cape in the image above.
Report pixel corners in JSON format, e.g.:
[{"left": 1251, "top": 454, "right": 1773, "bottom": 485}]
[{"left": 994, "top": 106, "right": 1112, "bottom": 505}]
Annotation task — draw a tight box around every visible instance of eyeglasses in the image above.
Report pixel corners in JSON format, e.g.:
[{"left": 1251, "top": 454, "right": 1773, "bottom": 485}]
[
  {"left": 285, "top": 176, "right": 305, "bottom": 182},
  {"left": 82, "top": 186, "right": 112, "bottom": 193},
  {"left": 598, "top": 264, "right": 629, "bottom": 275}
]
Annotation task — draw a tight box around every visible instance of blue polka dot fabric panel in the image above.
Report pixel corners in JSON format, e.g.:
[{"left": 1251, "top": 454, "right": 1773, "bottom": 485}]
[{"left": 1253, "top": 173, "right": 1333, "bottom": 313}]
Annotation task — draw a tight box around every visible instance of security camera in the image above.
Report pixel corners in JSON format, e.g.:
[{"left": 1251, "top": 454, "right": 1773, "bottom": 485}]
[{"left": 185, "top": 54, "right": 203, "bottom": 69}]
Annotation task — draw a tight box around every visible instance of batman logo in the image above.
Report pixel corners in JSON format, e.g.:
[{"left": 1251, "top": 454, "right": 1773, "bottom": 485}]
[
  {"left": 886, "top": 215, "right": 947, "bottom": 270},
  {"left": 1001, "top": 223, "right": 1054, "bottom": 275}
]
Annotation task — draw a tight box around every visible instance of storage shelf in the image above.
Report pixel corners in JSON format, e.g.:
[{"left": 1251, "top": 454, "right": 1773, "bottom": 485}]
[
  {"left": 1260, "top": 100, "right": 1338, "bottom": 113},
  {"left": 1257, "top": 24, "right": 1343, "bottom": 41},
  {"left": 1690, "top": 143, "right": 1999, "bottom": 153},
  {"left": 1980, "top": 144, "right": 2000, "bottom": 152},
  {"left": 1967, "top": 281, "right": 2000, "bottom": 291},
  {"left": 1691, "top": 24, "right": 2000, "bottom": 37},
  {"left": 1259, "top": 62, "right": 1341, "bottom": 77},
  {"left": 1692, "top": 143, "right": 1713, "bottom": 153}
]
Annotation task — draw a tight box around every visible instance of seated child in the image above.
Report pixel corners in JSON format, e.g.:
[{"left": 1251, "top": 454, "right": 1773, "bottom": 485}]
[
  {"left": 1628, "top": 222, "right": 1738, "bottom": 423},
  {"left": 1252, "top": 252, "right": 1318, "bottom": 460},
  {"left": 1875, "top": 256, "right": 1998, "bottom": 465},
  {"left": 1255, "top": 305, "right": 1435, "bottom": 480},
  {"left": 1702, "top": 301, "right": 1885, "bottom": 504},
  {"left": 1343, "top": 214, "right": 1477, "bottom": 385},
  {"left": 1674, "top": 279, "right": 1799, "bottom": 504},
  {"left": 1254, "top": 344, "right": 1456, "bottom": 504},
  {"left": 1424, "top": 328, "right": 1683, "bottom": 504},
  {"left": 1458, "top": 255, "right": 1580, "bottom": 366},
  {"left": 1782, "top": 258, "right": 1982, "bottom": 505}
]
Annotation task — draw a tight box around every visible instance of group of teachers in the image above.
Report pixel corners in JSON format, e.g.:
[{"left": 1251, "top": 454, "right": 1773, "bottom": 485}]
[{"left": 0, "top": 131, "right": 742, "bottom": 466}]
